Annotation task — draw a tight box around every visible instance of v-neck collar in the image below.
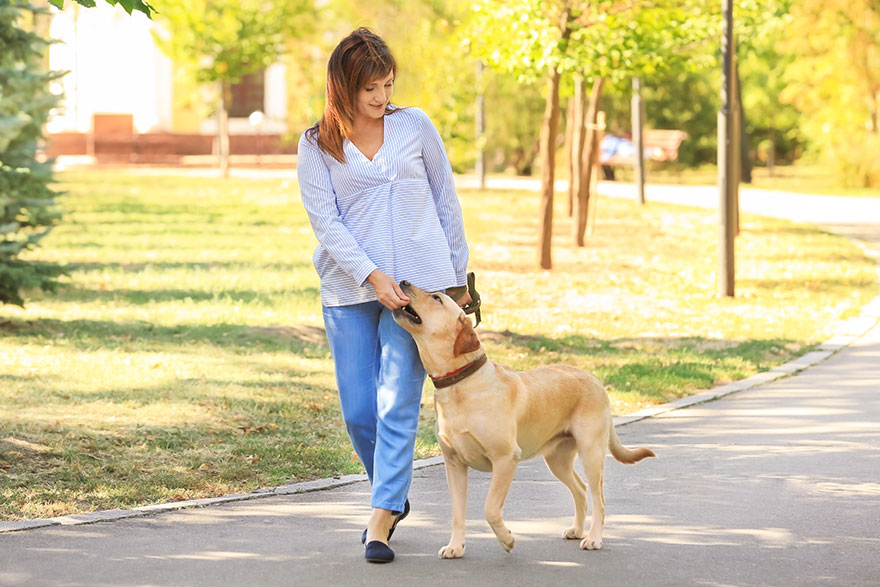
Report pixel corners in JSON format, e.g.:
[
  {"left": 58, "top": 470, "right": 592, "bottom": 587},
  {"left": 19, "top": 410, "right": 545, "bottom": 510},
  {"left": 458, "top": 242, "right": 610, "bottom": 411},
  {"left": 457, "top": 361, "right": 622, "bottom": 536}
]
[{"left": 347, "top": 114, "right": 387, "bottom": 163}]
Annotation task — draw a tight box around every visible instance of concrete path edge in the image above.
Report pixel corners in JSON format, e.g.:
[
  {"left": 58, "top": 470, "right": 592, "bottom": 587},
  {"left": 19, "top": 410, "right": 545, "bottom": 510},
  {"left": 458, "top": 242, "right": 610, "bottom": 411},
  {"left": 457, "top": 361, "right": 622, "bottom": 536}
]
[{"left": 2, "top": 232, "right": 878, "bottom": 536}]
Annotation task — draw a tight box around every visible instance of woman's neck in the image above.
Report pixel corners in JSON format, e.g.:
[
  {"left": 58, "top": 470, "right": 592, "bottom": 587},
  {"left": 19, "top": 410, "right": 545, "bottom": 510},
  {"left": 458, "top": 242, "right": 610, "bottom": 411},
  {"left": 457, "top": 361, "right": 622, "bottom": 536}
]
[{"left": 351, "top": 114, "right": 383, "bottom": 138}]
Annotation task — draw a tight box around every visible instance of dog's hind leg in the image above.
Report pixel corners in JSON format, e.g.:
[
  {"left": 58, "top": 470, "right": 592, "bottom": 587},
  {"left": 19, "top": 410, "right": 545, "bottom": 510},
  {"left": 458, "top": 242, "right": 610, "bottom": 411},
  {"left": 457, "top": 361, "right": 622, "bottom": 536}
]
[
  {"left": 484, "top": 454, "right": 519, "bottom": 552},
  {"left": 578, "top": 441, "right": 607, "bottom": 550},
  {"left": 543, "top": 437, "right": 588, "bottom": 540}
]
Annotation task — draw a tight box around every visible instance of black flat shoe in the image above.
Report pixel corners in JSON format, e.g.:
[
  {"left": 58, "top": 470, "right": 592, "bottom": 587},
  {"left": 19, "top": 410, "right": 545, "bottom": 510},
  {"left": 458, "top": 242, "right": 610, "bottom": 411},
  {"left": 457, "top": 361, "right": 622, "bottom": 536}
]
[
  {"left": 364, "top": 540, "right": 394, "bottom": 563},
  {"left": 388, "top": 499, "right": 410, "bottom": 540},
  {"left": 361, "top": 499, "right": 410, "bottom": 544}
]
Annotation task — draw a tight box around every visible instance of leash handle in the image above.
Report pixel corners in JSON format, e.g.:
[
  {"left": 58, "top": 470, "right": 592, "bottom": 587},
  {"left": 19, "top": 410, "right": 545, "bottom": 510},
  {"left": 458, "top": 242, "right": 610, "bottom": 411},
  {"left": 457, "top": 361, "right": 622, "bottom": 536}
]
[
  {"left": 463, "top": 271, "right": 482, "bottom": 327},
  {"left": 446, "top": 272, "right": 482, "bottom": 327}
]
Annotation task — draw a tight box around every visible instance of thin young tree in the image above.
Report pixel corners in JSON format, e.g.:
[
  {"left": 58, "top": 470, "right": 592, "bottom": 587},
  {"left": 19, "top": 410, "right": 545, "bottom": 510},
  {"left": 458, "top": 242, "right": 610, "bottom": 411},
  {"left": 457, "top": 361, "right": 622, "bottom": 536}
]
[
  {"left": 465, "top": 0, "right": 720, "bottom": 266},
  {"left": 150, "top": 0, "right": 313, "bottom": 177}
]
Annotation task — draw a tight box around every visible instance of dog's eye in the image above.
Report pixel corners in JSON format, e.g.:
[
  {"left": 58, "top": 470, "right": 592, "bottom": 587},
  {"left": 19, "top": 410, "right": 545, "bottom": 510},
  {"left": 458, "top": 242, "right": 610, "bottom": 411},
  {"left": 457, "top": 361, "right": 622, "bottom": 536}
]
[{"left": 432, "top": 295, "right": 442, "bottom": 303}]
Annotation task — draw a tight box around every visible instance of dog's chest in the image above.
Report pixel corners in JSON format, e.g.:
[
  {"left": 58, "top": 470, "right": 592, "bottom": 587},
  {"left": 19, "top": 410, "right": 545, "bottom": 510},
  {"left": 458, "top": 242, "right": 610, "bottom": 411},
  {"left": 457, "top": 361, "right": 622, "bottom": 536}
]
[{"left": 434, "top": 394, "right": 498, "bottom": 472}]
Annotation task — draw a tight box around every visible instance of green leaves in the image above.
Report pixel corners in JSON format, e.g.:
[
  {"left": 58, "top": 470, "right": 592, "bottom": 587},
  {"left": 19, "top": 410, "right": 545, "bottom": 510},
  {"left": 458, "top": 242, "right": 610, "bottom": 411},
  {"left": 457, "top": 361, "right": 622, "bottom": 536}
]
[
  {"left": 44, "top": 0, "right": 156, "bottom": 19},
  {"left": 0, "top": 113, "right": 31, "bottom": 153},
  {"left": 151, "top": 0, "right": 313, "bottom": 85},
  {"left": 1, "top": 1, "right": 65, "bottom": 305},
  {"left": 464, "top": 0, "right": 721, "bottom": 85},
  {"left": 776, "top": 0, "right": 880, "bottom": 186}
]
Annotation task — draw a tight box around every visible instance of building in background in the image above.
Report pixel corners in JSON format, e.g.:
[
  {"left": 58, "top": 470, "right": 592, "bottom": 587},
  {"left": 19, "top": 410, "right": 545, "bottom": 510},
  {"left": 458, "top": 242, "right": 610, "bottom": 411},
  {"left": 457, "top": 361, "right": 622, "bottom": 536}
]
[{"left": 45, "top": 2, "right": 294, "bottom": 165}]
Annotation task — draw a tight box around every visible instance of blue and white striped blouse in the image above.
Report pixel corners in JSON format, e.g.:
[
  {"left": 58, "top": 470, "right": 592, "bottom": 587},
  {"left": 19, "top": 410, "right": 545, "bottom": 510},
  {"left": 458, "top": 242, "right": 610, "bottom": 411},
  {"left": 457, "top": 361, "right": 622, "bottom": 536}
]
[{"left": 298, "top": 107, "right": 469, "bottom": 307}]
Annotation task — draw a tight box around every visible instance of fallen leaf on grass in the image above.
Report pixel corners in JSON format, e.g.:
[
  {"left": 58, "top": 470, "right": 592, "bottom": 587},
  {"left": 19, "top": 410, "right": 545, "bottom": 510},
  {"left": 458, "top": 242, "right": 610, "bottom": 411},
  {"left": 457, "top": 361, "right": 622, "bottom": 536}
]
[{"left": 237, "top": 424, "right": 277, "bottom": 435}]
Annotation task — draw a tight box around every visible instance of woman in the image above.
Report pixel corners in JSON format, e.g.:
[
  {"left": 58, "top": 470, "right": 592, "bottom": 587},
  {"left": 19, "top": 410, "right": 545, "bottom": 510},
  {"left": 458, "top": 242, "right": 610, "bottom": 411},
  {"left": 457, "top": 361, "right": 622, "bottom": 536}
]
[{"left": 297, "top": 27, "right": 471, "bottom": 563}]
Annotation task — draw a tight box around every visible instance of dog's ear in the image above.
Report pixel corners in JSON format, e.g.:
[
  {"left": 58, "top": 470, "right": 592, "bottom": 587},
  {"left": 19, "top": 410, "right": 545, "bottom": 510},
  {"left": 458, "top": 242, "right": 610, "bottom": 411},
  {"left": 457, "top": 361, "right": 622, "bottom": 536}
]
[{"left": 453, "top": 315, "right": 481, "bottom": 356}]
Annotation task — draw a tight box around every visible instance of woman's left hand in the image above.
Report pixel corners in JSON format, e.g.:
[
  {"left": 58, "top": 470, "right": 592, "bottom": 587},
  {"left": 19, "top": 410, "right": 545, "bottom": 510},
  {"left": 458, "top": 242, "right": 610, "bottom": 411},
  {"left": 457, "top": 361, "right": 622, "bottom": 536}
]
[{"left": 455, "top": 291, "right": 472, "bottom": 308}]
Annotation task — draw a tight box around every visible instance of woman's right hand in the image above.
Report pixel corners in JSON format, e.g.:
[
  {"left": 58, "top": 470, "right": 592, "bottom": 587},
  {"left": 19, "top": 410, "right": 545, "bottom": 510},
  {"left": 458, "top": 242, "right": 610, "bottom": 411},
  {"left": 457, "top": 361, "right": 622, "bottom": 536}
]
[{"left": 366, "top": 269, "right": 411, "bottom": 310}]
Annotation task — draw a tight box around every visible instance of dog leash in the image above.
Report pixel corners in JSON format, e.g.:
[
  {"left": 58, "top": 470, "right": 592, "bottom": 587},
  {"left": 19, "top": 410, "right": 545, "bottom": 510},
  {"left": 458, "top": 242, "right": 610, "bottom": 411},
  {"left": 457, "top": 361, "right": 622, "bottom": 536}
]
[{"left": 447, "top": 272, "right": 482, "bottom": 327}]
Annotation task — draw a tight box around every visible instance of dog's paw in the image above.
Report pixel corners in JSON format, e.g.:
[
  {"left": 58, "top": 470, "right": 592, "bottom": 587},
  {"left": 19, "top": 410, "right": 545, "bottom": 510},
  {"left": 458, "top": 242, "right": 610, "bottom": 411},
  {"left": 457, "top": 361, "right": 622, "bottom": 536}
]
[
  {"left": 562, "top": 527, "right": 586, "bottom": 540},
  {"left": 579, "top": 535, "right": 603, "bottom": 550},
  {"left": 498, "top": 530, "right": 515, "bottom": 553},
  {"left": 438, "top": 543, "right": 465, "bottom": 559}
]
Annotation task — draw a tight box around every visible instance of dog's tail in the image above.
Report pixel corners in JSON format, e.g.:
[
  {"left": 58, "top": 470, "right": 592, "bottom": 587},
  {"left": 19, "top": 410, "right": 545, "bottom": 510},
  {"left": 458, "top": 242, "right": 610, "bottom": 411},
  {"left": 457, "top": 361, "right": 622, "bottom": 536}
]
[{"left": 608, "top": 425, "right": 656, "bottom": 464}]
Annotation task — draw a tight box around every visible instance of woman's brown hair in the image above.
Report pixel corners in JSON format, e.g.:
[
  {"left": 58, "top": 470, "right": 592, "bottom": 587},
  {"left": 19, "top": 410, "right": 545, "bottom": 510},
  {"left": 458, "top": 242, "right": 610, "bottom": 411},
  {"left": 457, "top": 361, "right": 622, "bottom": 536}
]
[{"left": 306, "top": 28, "right": 398, "bottom": 163}]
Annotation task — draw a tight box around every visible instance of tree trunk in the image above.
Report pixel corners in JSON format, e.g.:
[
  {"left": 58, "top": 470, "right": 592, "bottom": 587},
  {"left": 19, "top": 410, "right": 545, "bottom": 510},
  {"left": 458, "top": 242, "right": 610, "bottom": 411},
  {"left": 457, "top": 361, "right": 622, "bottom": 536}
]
[
  {"left": 537, "top": 2, "right": 573, "bottom": 269},
  {"left": 568, "top": 77, "right": 586, "bottom": 220},
  {"left": 475, "top": 60, "right": 487, "bottom": 189},
  {"left": 218, "top": 81, "right": 231, "bottom": 178},
  {"left": 735, "top": 60, "right": 752, "bottom": 184},
  {"left": 575, "top": 76, "right": 604, "bottom": 246},
  {"left": 538, "top": 68, "right": 563, "bottom": 270},
  {"left": 588, "top": 111, "right": 604, "bottom": 239},
  {"left": 732, "top": 57, "right": 740, "bottom": 236},
  {"left": 632, "top": 77, "right": 646, "bottom": 205},
  {"left": 564, "top": 96, "right": 574, "bottom": 216}
]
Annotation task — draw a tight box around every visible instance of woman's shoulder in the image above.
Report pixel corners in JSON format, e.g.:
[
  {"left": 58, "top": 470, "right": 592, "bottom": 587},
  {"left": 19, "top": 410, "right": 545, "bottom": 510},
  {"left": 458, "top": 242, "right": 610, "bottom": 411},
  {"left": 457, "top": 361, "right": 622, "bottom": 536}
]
[
  {"left": 389, "top": 105, "right": 431, "bottom": 126},
  {"left": 299, "top": 124, "right": 320, "bottom": 150}
]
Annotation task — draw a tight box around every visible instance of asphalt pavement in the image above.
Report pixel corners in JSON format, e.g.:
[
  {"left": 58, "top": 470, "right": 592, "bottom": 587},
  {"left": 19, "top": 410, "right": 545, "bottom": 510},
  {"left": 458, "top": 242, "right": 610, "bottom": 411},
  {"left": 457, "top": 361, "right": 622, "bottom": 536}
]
[{"left": 1, "top": 180, "right": 878, "bottom": 586}]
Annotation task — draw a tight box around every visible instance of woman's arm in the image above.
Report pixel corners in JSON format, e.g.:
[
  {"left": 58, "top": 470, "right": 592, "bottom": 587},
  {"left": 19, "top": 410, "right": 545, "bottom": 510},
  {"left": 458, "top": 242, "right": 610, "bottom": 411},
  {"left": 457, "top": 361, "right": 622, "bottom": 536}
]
[
  {"left": 417, "top": 110, "right": 469, "bottom": 288},
  {"left": 297, "top": 136, "right": 378, "bottom": 287}
]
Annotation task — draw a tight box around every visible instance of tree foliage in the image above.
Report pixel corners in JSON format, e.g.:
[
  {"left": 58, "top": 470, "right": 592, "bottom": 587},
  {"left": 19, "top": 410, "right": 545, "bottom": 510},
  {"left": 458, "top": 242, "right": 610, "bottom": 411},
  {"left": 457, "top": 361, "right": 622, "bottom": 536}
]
[
  {"left": 0, "top": 0, "right": 65, "bottom": 306},
  {"left": 151, "top": 0, "right": 311, "bottom": 86},
  {"left": 466, "top": 0, "right": 718, "bottom": 88},
  {"left": 737, "top": 5, "right": 803, "bottom": 169},
  {"left": 778, "top": 0, "right": 880, "bottom": 186},
  {"left": 46, "top": 0, "right": 155, "bottom": 18},
  {"left": 462, "top": 0, "right": 721, "bottom": 267},
  {"left": 370, "top": 0, "right": 478, "bottom": 173},
  {"left": 150, "top": 0, "right": 314, "bottom": 176},
  {"left": 483, "top": 72, "right": 545, "bottom": 175}
]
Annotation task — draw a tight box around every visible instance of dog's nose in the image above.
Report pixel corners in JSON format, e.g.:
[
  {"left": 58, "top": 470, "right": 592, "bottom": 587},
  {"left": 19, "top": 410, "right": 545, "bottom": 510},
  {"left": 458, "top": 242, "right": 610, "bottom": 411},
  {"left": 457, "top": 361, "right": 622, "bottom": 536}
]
[{"left": 400, "top": 280, "right": 410, "bottom": 287}]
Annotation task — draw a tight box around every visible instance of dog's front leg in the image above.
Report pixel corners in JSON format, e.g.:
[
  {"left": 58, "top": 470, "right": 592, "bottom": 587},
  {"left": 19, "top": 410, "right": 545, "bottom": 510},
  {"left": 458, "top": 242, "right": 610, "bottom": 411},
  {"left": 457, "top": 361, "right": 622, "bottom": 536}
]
[
  {"left": 439, "top": 456, "right": 468, "bottom": 559},
  {"left": 485, "top": 455, "right": 518, "bottom": 552}
]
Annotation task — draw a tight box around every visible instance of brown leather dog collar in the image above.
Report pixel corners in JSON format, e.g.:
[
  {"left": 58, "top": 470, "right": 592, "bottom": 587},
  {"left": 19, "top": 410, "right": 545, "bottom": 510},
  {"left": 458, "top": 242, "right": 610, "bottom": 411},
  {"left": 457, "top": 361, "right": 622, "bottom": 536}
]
[{"left": 430, "top": 353, "right": 488, "bottom": 389}]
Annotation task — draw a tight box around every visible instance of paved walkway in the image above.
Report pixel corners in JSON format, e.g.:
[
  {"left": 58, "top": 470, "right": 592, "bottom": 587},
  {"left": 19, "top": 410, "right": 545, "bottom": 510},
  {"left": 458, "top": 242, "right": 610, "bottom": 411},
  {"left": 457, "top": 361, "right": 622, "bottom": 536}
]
[{"left": 1, "top": 181, "right": 879, "bottom": 586}]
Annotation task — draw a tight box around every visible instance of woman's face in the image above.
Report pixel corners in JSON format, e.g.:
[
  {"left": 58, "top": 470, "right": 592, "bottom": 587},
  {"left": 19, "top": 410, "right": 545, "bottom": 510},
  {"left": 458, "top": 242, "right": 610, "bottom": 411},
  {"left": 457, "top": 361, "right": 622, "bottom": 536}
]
[{"left": 355, "top": 71, "right": 395, "bottom": 122}]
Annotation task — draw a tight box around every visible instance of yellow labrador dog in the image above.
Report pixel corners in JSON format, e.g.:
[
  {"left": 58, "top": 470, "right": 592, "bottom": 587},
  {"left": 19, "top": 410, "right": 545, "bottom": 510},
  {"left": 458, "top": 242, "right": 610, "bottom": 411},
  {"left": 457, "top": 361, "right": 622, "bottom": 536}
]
[{"left": 392, "top": 281, "right": 655, "bottom": 559}]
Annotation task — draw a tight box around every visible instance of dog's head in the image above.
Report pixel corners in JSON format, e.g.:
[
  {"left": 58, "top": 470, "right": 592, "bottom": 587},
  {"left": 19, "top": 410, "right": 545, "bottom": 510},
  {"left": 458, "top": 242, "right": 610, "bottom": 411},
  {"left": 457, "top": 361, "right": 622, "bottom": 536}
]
[{"left": 392, "top": 281, "right": 481, "bottom": 373}]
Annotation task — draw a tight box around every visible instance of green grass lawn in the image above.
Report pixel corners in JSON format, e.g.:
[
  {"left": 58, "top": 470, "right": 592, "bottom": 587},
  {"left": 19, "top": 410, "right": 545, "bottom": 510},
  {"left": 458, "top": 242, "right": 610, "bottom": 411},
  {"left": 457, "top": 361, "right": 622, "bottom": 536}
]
[{"left": 0, "top": 169, "right": 876, "bottom": 520}]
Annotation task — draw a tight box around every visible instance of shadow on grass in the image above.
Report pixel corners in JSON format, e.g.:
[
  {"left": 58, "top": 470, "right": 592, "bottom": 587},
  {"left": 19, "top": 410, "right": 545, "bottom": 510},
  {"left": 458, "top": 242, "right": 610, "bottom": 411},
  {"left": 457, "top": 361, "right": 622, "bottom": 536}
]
[
  {"left": 744, "top": 224, "right": 838, "bottom": 237},
  {"left": 0, "top": 368, "right": 351, "bottom": 512},
  {"left": 0, "top": 406, "right": 360, "bottom": 516},
  {"left": 819, "top": 223, "right": 880, "bottom": 244},
  {"left": 738, "top": 276, "right": 876, "bottom": 292},
  {"left": 51, "top": 286, "right": 319, "bottom": 306},
  {"left": 481, "top": 329, "right": 794, "bottom": 357},
  {"left": 69, "top": 261, "right": 313, "bottom": 273},
  {"left": 479, "top": 329, "right": 803, "bottom": 403},
  {"left": 0, "top": 317, "right": 329, "bottom": 355},
  {"left": 745, "top": 223, "right": 880, "bottom": 245},
  {"left": 40, "top": 375, "right": 336, "bottom": 406}
]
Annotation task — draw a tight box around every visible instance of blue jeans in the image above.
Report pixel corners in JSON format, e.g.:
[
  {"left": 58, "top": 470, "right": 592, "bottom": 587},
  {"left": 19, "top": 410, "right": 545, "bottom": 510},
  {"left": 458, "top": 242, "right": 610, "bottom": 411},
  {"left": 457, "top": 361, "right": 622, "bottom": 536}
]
[{"left": 322, "top": 301, "right": 426, "bottom": 513}]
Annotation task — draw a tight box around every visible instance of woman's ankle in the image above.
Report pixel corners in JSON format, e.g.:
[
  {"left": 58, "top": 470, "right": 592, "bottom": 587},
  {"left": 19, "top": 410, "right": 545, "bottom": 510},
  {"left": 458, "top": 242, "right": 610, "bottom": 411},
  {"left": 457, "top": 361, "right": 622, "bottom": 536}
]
[{"left": 365, "top": 508, "right": 394, "bottom": 543}]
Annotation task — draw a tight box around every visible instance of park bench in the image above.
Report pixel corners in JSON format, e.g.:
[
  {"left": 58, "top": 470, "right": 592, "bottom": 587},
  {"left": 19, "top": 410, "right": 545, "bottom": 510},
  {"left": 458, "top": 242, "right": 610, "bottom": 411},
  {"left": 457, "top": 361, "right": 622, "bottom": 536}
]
[{"left": 599, "top": 129, "right": 688, "bottom": 180}]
